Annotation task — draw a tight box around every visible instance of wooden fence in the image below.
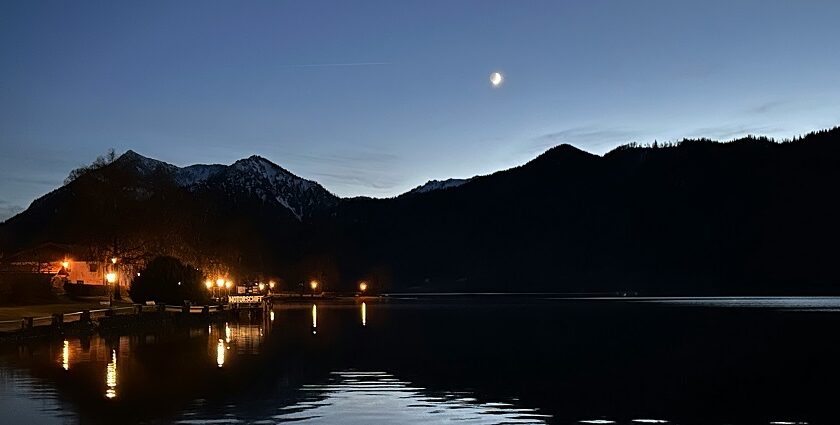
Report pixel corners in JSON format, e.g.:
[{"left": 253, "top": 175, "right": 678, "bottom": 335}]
[{"left": 0, "top": 303, "right": 233, "bottom": 334}]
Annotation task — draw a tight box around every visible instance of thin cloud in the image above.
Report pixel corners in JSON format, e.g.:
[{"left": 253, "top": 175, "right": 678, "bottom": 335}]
[
  {"left": 527, "top": 126, "right": 644, "bottom": 154},
  {"left": 3, "top": 176, "right": 63, "bottom": 187},
  {"left": 0, "top": 200, "right": 23, "bottom": 222},
  {"left": 277, "top": 149, "right": 405, "bottom": 194},
  {"left": 310, "top": 170, "right": 403, "bottom": 191},
  {"left": 687, "top": 124, "right": 785, "bottom": 141},
  {"left": 747, "top": 100, "right": 791, "bottom": 115},
  {"left": 277, "top": 62, "right": 391, "bottom": 69}
]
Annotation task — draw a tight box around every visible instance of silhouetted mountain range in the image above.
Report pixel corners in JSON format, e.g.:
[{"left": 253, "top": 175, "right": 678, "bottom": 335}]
[{"left": 2, "top": 127, "right": 839, "bottom": 294}]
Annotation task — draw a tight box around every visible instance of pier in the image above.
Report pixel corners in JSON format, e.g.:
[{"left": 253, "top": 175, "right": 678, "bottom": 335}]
[{"left": 0, "top": 296, "right": 272, "bottom": 342}]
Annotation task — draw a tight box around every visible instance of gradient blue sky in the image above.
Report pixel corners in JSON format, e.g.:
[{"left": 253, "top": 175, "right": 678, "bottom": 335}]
[{"left": 2, "top": 0, "right": 839, "bottom": 220}]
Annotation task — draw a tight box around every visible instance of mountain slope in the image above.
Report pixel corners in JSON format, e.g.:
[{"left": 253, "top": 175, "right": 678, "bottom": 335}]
[
  {"left": 109, "top": 151, "right": 338, "bottom": 220},
  {"left": 2, "top": 127, "right": 840, "bottom": 295},
  {"left": 320, "top": 130, "right": 840, "bottom": 294},
  {"left": 0, "top": 151, "right": 338, "bottom": 276}
]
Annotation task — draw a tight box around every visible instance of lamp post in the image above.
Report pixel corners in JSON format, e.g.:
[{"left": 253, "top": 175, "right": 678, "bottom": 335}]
[
  {"left": 215, "top": 278, "right": 224, "bottom": 302},
  {"left": 106, "top": 272, "right": 117, "bottom": 306},
  {"left": 108, "top": 257, "right": 119, "bottom": 304}
]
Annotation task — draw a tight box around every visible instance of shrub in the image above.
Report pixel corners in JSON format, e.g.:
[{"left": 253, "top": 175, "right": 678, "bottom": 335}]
[{"left": 129, "top": 256, "right": 208, "bottom": 305}]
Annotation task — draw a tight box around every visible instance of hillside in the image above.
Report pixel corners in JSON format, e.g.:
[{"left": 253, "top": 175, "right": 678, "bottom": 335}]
[{"left": 2, "top": 127, "right": 839, "bottom": 294}]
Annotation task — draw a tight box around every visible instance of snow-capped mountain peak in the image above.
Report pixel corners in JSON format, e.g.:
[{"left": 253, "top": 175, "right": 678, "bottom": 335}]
[
  {"left": 116, "top": 150, "right": 178, "bottom": 175},
  {"left": 114, "top": 151, "right": 336, "bottom": 220},
  {"left": 407, "top": 178, "right": 470, "bottom": 195},
  {"left": 174, "top": 164, "right": 226, "bottom": 187}
]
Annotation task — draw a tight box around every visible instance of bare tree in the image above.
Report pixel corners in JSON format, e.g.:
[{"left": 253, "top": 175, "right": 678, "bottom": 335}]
[{"left": 64, "top": 148, "right": 117, "bottom": 185}]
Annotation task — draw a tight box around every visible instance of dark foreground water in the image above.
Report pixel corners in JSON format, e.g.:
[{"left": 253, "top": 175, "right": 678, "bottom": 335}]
[{"left": 3, "top": 297, "right": 840, "bottom": 424}]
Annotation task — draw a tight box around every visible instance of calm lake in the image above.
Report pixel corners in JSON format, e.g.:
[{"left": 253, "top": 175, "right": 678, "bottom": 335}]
[{"left": 3, "top": 296, "right": 840, "bottom": 424}]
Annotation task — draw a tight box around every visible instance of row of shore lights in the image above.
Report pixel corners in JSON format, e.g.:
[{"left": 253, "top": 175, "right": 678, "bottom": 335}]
[
  {"left": 201, "top": 279, "right": 368, "bottom": 292},
  {"left": 204, "top": 278, "right": 235, "bottom": 290},
  {"left": 311, "top": 280, "right": 369, "bottom": 292},
  {"left": 202, "top": 279, "right": 280, "bottom": 292},
  {"left": 64, "top": 257, "right": 370, "bottom": 293}
]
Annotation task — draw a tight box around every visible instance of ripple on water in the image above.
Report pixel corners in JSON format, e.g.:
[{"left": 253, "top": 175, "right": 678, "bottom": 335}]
[{"left": 174, "top": 370, "right": 549, "bottom": 424}]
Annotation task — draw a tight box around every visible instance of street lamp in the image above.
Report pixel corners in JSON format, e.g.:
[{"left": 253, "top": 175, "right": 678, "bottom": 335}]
[
  {"left": 258, "top": 282, "right": 265, "bottom": 292},
  {"left": 106, "top": 272, "right": 117, "bottom": 306},
  {"left": 310, "top": 280, "right": 319, "bottom": 291},
  {"left": 359, "top": 282, "right": 368, "bottom": 293},
  {"left": 214, "top": 278, "right": 224, "bottom": 301}
]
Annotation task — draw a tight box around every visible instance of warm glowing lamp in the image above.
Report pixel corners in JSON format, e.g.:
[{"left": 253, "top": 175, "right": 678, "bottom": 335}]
[
  {"left": 111, "top": 257, "right": 118, "bottom": 264},
  {"left": 359, "top": 282, "right": 368, "bottom": 292},
  {"left": 258, "top": 282, "right": 265, "bottom": 292},
  {"left": 225, "top": 280, "right": 232, "bottom": 289},
  {"left": 216, "top": 278, "right": 224, "bottom": 288},
  {"left": 310, "top": 280, "right": 319, "bottom": 290},
  {"left": 268, "top": 281, "right": 275, "bottom": 289},
  {"left": 105, "top": 272, "right": 117, "bottom": 284},
  {"left": 61, "top": 260, "right": 70, "bottom": 269},
  {"left": 205, "top": 280, "right": 213, "bottom": 289}
]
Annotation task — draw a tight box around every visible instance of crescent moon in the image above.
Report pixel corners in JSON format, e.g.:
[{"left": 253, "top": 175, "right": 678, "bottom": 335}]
[{"left": 490, "top": 72, "right": 504, "bottom": 88}]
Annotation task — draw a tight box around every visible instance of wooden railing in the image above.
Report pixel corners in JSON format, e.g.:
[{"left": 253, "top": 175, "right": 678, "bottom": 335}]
[{"left": 0, "top": 303, "right": 239, "bottom": 334}]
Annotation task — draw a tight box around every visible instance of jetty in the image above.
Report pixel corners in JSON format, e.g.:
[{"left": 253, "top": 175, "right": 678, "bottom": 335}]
[{"left": 0, "top": 296, "right": 272, "bottom": 342}]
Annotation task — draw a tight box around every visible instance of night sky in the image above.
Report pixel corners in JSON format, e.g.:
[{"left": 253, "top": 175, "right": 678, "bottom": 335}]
[{"left": 2, "top": 0, "right": 839, "bottom": 220}]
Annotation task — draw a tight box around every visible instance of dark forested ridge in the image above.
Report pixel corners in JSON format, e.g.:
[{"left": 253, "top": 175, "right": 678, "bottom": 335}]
[{"left": 2, "top": 127, "right": 839, "bottom": 295}]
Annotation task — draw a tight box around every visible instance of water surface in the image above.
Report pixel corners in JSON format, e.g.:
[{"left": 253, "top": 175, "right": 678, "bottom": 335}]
[{"left": 2, "top": 297, "right": 840, "bottom": 424}]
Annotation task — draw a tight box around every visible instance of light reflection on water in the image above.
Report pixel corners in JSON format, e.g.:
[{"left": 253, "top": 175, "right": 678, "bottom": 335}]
[
  {"left": 0, "top": 298, "right": 834, "bottom": 424},
  {"left": 175, "top": 370, "right": 549, "bottom": 424},
  {"left": 629, "top": 296, "right": 840, "bottom": 309},
  {"left": 105, "top": 349, "right": 117, "bottom": 399}
]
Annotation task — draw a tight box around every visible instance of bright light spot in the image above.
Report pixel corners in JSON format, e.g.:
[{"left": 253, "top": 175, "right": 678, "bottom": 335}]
[
  {"left": 310, "top": 280, "right": 319, "bottom": 290},
  {"left": 258, "top": 282, "right": 265, "bottom": 292},
  {"left": 111, "top": 257, "right": 118, "bottom": 264},
  {"left": 216, "top": 339, "right": 225, "bottom": 367},
  {"left": 225, "top": 322, "right": 231, "bottom": 343},
  {"left": 62, "top": 340, "right": 69, "bottom": 371},
  {"left": 359, "top": 282, "right": 368, "bottom": 292},
  {"left": 105, "top": 350, "right": 117, "bottom": 399},
  {"left": 311, "top": 304, "right": 317, "bottom": 330},
  {"left": 361, "top": 302, "right": 366, "bottom": 327},
  {"left": 61, "top": 261, "right": 70, "bottom": 269},
  {"left": 270, "top": 311, "right": 275, "bottom": 322},
  {"left": 268, "top": 281, "right": 275, "bottom": 289},
  {"left": 205, "top": 280, "right": 213, "bottom": 289},
  {"left": 225, "top": 280, "right": 232, "bottom": 289},
  {"left": 216, "top": 278, "right": 225, "bottom": 288},
  {"left": 489, "top": 71, "right": 504, "bottom": 87},
  {"left": 105, "top": 272, "right": 117, "bottom": 284}
]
